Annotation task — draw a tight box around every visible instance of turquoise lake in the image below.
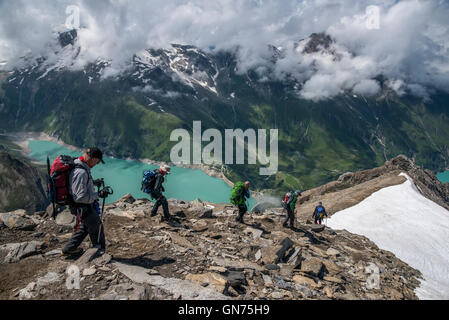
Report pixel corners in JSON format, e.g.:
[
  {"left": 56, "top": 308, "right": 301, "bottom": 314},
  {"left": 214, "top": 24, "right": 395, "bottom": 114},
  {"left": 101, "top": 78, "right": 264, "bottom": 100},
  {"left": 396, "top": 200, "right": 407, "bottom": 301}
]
[
  {"left": 28, "top": 140, "right": 256, "bottom": 208},
  {"left": 437, "top": 171, "right": 449, "bottom": 184}
]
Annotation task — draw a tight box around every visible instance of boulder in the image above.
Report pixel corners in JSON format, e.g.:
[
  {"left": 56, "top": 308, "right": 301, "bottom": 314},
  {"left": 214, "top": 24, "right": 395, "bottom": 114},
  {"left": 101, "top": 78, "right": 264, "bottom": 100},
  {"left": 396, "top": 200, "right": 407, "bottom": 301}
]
[
  {"left": 83, "top": 266, "right": 97, "bottom": 276},
  {"left": 323, "top": 286, "right": 334, "bottom": 299},
  {"left": 293, "top": 275, "right": 318, "bottom": 288},
  {"left": 169, "top": 232, "right": 195, "bottom": 250},
  {"left": 186, "top": 273, "right": 228, "bottom": 293},
  {"left": 45, "top": 204, "right": 65, "bottom": 218},
  {"left": 212, "top": 258, "right": 263, "bottom": 271},
  {"left": 300, "top": 258, "right": 326, "bottom": 278},
  {"left": 199, "top": 208, "right": 213, "bottom": 219},
  {"left": 244, "top": 227, "right": 263, "bottom": 239},
  {"left": 36, "top": 272, "right": 60, "bottom": 287},
  {"left": 0, "top": 212, "right": 36, "bottom": 230},
  {"left": 260, "top": 246, "right": 282, "bottom": 265},
  {"left": 262, "top": 274, "right": 273, "bottom": 287},
  {"left": 208, "top": 266, "right": 227, "bottom": 273},
  {"left": 322, "top": 260, "right": 342, "bottom": 275},
  {"left": 286, "top": 247, "right": 302, "bottom": 268},
  {"left": 191, "top": 220, "right": 208, "bottom": 232},
  {"left": 18, "top": 282, "right": 37, "bottom": 300},
  {"left": 265, "top": 264, "right": 280, "bottom": 271},
  {"left": 9, "top": 209, "right": 27, "bottom": 217},
  {"left": 120, "top": 193, "right": 136, "bottom": 204},
  {"left": 294, "top": 284, "right": 315, "bottom": 298},
  {"left": 95, "top": 284, "right": 150, "bottom": 300},
  {"left": 0, "top": 241, "right": 45, "bottom": 263},
  {"left": 260, "top": 237, "right": 294, "bottom": 264},
  {"left": 273, "top": 275, "right": 292, "bottom": 290},
  {"left": 75, "top": 248, "right": 100, "bottom": 269},
  {"left": 114, "top": 262, "right": 230, "bottom": 300},
  {"left": 92, "top": 253, "right": 112, "bottom": 266},
  {"left": 108, "top": 209, "right": 136, "bottom": 220},
  {"left": 311, "top": 224, "right": 325, "bottom": 232},
  {"left": 255, "top": 249, "right": 262, "bottom": 261},
  {"left": 55, "top": 210, "right": 75, "bottom": 226},
  {"left": 323, "top": 276, "right": 343, "bottom": 284},
  {"left": 326, "top": 248, "right": 341, "bottom": 257},
  {"left": 226, "top": 271, "right": 247, "bottom": 287},
  {"left": 251, "top": 202, "right": 280, "bottom": 213}
]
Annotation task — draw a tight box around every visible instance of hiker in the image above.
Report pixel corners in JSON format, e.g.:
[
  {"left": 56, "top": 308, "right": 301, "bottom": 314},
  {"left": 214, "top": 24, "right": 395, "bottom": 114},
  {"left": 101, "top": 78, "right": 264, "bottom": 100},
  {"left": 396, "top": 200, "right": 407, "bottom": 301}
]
[
  {"left": 282, "top": 190, "right": 302, "bottom": 229},
  {"left": 230, "top": 181, "right": 251, "bottom": 223},
  {"left": 61, "top": 147, "right": 107, "bottom": 256},
  {"left": 312, "top": 201, "right": 328, "bottom": 225},
  {"left": 149, "top": 165, "right": 173, "bottom": 222}
]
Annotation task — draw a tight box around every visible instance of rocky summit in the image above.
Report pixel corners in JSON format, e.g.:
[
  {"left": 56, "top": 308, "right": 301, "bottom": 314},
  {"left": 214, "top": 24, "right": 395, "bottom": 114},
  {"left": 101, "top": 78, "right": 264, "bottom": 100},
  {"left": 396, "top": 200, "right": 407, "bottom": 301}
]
[{"left": 1, "top": 155, "right": 447, "bottom": 300}]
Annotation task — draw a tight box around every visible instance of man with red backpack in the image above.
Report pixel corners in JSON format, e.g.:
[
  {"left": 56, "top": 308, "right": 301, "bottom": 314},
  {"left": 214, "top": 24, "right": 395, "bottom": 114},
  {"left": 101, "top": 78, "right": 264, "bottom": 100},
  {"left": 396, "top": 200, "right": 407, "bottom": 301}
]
[
  {"left": 60, "top": 147, "right": 107, "bottom": 256},
  {"left": 282, "top": 190, "right": 302, "bottom": 229},
  {"left": 312, "top": 201, "right": 328, "bottom": 225}
]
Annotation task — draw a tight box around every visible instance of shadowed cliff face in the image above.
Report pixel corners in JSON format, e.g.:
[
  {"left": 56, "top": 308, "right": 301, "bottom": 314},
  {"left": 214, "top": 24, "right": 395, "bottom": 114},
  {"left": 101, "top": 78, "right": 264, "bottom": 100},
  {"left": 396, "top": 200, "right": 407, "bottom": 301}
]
[{"left": 0, "top": 146, "right": 49, "bottom": 213}]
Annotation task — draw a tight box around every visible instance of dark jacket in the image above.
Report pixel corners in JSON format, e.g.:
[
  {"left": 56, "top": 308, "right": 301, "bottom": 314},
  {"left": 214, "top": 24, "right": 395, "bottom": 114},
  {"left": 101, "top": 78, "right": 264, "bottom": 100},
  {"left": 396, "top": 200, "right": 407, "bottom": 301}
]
[
  {"left": 312, "top": 205, "right": 327, "bottom": 218},
  {"left": 151, "top": 170, "right": 166, "bottom": 199}
]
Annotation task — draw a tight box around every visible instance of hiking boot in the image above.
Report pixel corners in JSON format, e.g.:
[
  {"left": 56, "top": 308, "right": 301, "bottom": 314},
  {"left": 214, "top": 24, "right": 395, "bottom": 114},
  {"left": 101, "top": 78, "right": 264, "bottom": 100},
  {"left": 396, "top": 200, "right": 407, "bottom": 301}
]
[
  {"left": 61, "top": 248, "right": 83, "bottom": 256},
  {"left": 282, "top": 222, "right": 288, "bottom": 228},
  {"left": 150, "top": 211, "right": 158, "bottom": 217},
  {"left": 162, "top": 215, "right": 174, "bottom": 222}
]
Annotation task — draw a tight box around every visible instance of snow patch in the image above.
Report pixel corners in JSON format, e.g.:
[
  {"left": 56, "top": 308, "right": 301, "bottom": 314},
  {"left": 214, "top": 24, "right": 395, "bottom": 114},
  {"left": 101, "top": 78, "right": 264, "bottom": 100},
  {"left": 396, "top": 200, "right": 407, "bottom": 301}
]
[{"left": 327, "top": 173, "right": 449, "bottom": 299}]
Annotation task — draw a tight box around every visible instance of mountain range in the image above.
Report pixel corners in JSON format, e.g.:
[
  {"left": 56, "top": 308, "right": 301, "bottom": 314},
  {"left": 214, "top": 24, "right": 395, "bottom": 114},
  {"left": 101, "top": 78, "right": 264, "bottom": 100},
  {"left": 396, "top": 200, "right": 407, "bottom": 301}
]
[{"left": 1, "top": 29, "right": 449, "bottom": 192}]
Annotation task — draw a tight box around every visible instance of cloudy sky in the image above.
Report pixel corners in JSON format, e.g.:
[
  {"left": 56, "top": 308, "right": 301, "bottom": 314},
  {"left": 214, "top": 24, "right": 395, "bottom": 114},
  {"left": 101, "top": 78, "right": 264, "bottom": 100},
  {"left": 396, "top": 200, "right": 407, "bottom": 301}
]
[{"left": 0, "top": 0, "right": 448, "bottom": 100}]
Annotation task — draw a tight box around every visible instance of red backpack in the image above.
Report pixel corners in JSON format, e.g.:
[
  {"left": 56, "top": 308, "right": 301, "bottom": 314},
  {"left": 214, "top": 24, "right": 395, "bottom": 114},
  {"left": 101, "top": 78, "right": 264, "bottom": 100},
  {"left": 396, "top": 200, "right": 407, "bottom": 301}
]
[{"left": 47, "top": 155, "right": 85, "bottom": 218}]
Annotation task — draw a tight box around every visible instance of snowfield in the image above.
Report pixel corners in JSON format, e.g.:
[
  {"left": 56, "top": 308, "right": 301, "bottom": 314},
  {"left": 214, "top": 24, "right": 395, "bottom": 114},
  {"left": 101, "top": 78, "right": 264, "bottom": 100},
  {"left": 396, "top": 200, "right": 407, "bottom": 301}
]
[{"left": 327, "top": 173, "right": 449, "bottom": 299}]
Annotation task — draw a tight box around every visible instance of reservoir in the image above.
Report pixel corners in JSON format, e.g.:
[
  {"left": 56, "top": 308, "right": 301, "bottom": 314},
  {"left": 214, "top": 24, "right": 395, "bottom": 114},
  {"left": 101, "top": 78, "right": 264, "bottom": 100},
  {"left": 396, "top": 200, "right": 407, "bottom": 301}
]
[
  {"left": 27, "top": 140, "right": 256, "bottom": 208},
  {"left": 437, "top": 171, "right": 449, "bottom": 184}
]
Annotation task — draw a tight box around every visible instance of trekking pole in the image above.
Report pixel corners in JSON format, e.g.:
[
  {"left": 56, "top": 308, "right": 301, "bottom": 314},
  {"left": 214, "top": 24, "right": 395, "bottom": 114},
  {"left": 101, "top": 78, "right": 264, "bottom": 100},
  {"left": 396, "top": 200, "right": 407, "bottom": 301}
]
[
  {"left": 96, "top": 186, "right": 113, "bottom": 247},
  {"left": 47, "top": 156, "right": 57, "bottom": 220}
]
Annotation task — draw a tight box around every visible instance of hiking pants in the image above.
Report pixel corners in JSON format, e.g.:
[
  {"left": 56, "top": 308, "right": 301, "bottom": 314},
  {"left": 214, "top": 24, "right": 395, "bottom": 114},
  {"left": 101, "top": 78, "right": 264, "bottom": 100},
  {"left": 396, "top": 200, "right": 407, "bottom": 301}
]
[
  {"left": 151, "top": 194, "right": 170, "bottom": 219},
  {"left": 62, "top": 204, "right": 105, "bottom": 253},
  {"left": 284, "top": 206, "right": 295, "bottom": 227},
  {"left": 236, "top": 204, "right": 247, "bottom": 222},
  {"left": 314, "top": 217, "right": 323, "bottom": 224}
]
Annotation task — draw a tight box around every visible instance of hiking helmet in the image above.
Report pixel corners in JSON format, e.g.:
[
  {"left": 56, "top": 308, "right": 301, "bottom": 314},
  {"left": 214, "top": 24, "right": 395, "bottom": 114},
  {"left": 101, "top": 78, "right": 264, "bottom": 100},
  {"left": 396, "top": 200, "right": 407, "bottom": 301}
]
[{"left": 295, "top": 190, "right": 302, "bottom": 196}]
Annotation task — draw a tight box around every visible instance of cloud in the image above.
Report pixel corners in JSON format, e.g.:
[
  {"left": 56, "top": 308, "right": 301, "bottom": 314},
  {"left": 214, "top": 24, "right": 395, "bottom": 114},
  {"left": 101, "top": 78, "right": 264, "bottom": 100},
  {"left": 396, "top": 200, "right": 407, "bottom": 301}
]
[{"left": 0, "top": 0, "right": 448, "bottom": 100}]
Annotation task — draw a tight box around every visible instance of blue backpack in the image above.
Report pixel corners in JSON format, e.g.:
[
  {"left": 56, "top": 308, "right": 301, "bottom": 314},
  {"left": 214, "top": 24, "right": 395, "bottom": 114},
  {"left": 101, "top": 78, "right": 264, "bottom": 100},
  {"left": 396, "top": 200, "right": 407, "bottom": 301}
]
[
  {"left": 141, "top": 169, "right": 156, "bottom": 194},
  {"left": 317, "top": 206, "right": 324, "bottom": 218}
]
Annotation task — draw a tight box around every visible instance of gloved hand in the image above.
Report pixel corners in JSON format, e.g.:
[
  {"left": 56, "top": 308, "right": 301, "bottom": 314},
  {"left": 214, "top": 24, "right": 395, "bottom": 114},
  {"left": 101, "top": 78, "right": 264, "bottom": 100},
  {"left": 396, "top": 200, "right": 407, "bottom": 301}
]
[
  {"left": 93, "top": 201, "right": 101, "bottom": 215},
  {"left": 99, "top": 190, "right": 107, "bottom": 198}
]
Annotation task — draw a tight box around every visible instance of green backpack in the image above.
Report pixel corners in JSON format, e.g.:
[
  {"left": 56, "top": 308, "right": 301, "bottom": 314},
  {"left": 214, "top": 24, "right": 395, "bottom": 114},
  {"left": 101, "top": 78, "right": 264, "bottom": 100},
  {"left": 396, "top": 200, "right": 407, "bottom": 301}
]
[{"left": 230, "top": 182, "right": 245, "bottom": 206}]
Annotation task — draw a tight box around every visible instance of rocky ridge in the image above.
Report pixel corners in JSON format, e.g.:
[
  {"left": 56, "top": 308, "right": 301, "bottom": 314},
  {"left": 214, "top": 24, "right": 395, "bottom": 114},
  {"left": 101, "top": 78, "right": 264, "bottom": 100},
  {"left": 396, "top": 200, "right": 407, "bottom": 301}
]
[
  {"left": 1, "top": 155, "right": 446, "bottom": 300},
  {"left": 0, "top": 193, "right": 421, "bottom": 300}
]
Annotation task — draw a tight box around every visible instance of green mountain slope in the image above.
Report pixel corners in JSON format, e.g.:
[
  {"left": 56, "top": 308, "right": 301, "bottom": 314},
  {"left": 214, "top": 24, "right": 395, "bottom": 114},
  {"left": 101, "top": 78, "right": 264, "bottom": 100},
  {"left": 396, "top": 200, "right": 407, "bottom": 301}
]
[{"left": 1, "top": 42, "right": 448, "bottom": 193}]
